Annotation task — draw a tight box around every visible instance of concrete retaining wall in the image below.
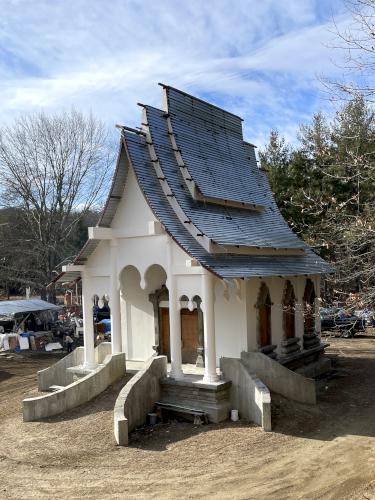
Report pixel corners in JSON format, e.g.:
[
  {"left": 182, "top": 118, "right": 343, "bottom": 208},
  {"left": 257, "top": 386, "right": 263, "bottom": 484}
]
[
  {"left": 37, "top": 343, "right": 112, "bottom": 391},
  {"left": 220, "top": 357, "right": 271, "bottom": 431},
  {"left": 37, "top": 347, "right": 84, "bottom": 390},
  {"left": 114, "top": 356, "right": 167, "bottom": 446},
  {"left": 23, "top": 348, "right": 126, "bottom": 421},
  {"left": 241, "top": 351, "right": 316, "bottom": 405}
]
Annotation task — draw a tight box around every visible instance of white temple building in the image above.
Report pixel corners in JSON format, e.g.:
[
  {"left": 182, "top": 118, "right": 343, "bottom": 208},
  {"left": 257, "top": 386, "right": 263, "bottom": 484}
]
[{"left": 55, "top": 84, "right": 331, "bottom": 388}]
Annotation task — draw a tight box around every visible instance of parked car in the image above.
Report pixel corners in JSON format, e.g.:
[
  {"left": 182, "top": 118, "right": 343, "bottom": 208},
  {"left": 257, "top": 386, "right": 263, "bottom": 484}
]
[{"left": 320, "top": 307, "right": 364, "bottom": 337}]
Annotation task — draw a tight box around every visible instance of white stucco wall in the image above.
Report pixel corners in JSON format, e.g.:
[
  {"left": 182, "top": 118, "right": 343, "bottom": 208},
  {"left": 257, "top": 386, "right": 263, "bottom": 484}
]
[
  {"left": 111, "top": 166, "right": 157, "bottom": 236},
  {"left": 214, "top": 278, "right": 247, "bottom": 361}
]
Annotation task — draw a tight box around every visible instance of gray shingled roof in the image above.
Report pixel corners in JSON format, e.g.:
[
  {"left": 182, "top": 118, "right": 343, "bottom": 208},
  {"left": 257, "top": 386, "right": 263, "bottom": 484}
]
[
  {"left": 145, "top": 105, "right": 305, "bottom": 250},
  {"left": 165, "top": 86, "right": 269, "bottom": 208},
  {"left": 68, "top": 84, "right": 332, "bottom": 278},
  {"left": 123, "top": 131, "right": 331, "bottom": 278}
]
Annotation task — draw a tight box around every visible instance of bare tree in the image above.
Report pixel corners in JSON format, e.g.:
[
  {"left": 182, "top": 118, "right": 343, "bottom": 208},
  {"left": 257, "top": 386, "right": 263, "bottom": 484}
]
[
  {"left": 0, "top": 109, "right": 112, "bottom": 300},
  {"left": 327, "top": 0, "right": 375, "bottom": 100}
]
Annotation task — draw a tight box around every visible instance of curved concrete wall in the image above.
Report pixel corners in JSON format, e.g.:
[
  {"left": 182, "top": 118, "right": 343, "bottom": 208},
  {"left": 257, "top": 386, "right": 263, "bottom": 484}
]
[
  {"left": 220, "top": 357, "right": 271, "bottom": 431},
  {"left": 114, "top": 355, "right": 167, "bottom": 446},
  {"left": 37, "top": 343, "right": 112, "bottom": 391},
  {"left": 23, "top": 348, "right": 126, "bottom": 422},
  {"left": 37, "top": 347, "right": 84, "bottom": 390},
  {"left": 241, "top": 351, "right": 316, "bottom": 405}
]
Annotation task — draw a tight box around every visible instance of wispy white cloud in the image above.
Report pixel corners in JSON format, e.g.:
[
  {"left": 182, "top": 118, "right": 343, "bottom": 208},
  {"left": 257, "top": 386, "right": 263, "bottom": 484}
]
[{"left": 0, "top": 0, "right": 350, "bottom": 146}]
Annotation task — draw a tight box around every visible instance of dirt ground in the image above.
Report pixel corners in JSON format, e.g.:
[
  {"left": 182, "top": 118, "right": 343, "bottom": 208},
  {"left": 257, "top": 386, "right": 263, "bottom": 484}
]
[{"left": 0, "top": 336, "right": 375, "bottom": 500}]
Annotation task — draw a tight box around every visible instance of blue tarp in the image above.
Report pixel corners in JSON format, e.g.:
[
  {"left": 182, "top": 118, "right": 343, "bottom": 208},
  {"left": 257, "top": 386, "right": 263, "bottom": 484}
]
[{"left": 98, "top": 319, "right": 111, "bottom": 332}]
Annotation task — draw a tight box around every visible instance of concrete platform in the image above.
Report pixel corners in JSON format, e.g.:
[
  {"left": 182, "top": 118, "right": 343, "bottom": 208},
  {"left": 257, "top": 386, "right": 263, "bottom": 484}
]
[{"left": 160, "top": 376, "right": 231, "bottom": 423}]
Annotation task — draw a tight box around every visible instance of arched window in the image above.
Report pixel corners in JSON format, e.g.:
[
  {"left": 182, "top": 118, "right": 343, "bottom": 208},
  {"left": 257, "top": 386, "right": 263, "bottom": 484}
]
[
  {"left": 303, "top": 279, "right": 316, "bottom": 336},
  {"left": 257, "top": 283, "right": 272, "bottom": 347},
  {"left": 283, "top": 280, "right": 296, "bottom": 339}
]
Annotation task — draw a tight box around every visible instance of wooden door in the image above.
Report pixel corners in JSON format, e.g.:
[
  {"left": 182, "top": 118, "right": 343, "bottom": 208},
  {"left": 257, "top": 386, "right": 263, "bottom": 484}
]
[
  {"left": 181, "top": 309, "right": 198, "bottom": 364},
  {"left": 259, "top": 304, "right": 271, "bottom": 347},
  {"left": 159, "top": 307, "right": 170, "bottom": 361},
  {"left": 158, "top": 307, "right": 199, "bottom": 364}
]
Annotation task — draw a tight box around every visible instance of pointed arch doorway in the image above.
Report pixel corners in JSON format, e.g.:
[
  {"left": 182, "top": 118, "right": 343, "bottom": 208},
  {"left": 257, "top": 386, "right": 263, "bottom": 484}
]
[
  {"left": 257, "top": 283, "right": 272, "bottom": 348},
  {"left": 280, "top": 280, "right": 301, "bottom": 357},
  {"left": 303, "top": 278, "right": 320, "bottom": 350}
]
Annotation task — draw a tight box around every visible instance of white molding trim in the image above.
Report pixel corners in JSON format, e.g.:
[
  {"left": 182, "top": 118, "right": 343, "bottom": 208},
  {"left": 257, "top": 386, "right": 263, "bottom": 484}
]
[{"left": 88, "top": 227, "right": 113, "bottom": 240}]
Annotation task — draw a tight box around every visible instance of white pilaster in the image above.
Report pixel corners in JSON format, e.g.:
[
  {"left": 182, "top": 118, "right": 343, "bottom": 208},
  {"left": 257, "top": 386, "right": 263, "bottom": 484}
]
[
  {"left": 110, "top": 239, "right": 122, "bottom": 354},
  {"left": 294, "top": 278, "right": 305, "bottom": 344},
  {"left": 167, "top": 239, "right": 184, "bottom": 379},
  {"left": 201, "top": 272, "right": 219, "bottom": 383},
  {"left": 314, "top": 275, "right": 321, "bottom": 336},
  {"left": 81, "top": 269, "right": 97, "bottom": 369}
]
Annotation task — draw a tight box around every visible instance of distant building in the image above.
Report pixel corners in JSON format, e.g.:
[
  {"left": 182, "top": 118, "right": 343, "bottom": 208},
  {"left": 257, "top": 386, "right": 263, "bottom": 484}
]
[{"left": 56, "top": 85, "right": 331, "bottom": 382}]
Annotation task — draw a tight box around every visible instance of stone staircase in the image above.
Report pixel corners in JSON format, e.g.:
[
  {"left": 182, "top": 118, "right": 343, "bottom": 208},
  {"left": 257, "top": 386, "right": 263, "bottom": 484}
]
[{"left": 159, "top": 376, "right": 231, "bottom": 423}]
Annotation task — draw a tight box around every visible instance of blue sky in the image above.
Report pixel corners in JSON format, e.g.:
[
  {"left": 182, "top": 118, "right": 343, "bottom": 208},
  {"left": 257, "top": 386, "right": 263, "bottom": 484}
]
[{"left": 0, "top": 0, "right": 351, "bottom": 147}]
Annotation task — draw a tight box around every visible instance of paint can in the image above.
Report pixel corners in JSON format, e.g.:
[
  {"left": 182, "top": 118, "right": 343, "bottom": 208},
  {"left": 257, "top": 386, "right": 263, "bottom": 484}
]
[
  {"left": 148, "top": 413, "right": 157, "bottom": 425},
  {"left": 231, "top": 409, "right": 239, "bottom": 421}
]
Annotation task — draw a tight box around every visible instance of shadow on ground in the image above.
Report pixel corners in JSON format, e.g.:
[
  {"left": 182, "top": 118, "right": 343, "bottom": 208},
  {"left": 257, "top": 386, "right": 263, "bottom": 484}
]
[
  {"left": 0, "top": 371, "right": 14, "bottom": 383},
  {"left": 271, "top": 350, "right": 375, "bottom": 442},
  {"left": 30, "top": 373, "right": 134, "bottom": 423}
]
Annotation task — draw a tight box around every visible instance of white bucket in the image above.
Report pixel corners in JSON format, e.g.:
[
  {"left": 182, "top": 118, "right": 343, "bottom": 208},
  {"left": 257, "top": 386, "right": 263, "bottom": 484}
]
[
  {"left": 231, "top": 409, "right": 239, "bottom": 422},
  {"left": 148, "top": 413, "right": 157, "bottom": 425}
]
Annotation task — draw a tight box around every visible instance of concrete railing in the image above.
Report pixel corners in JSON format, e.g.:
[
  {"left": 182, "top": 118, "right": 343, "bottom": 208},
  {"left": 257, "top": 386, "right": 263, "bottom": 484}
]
[
  {"left": 114, "top": 355, "right": 167, "bottom": 446},
  {"left": 37, "top": 347, "right": 84, "bottom": 390},
  {"left": 241, "top": 351, "right": 316, "bottom": 405},
  {"left": 220, "top": 357, "right": 271, "bottom": 431},
  {"left": 37, "top": 342, "right": 112, "bottom": 391},
  {"left": 23, "top": 348, "right": 126, "bottom": 422}
]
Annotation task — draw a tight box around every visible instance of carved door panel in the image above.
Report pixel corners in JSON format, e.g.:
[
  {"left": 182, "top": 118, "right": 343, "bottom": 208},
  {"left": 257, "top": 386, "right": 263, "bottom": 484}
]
[
  {"left": 159, "top": 307, "right": 171, "bottom": 361},
  {"left": 181, "top": 309, "right": 198, "bottom": 364},
  {"left": 259, "top": 304, "right": 271, "bottom": 347}
]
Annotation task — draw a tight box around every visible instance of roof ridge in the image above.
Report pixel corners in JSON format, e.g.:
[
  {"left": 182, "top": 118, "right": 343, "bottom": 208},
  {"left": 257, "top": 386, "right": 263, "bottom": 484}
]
[{"left": 159, "top": 82, "right": 243, "bottom": 121}]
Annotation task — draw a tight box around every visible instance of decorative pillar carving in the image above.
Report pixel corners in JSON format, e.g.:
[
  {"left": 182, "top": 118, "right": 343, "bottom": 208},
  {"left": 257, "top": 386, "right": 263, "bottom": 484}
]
[
  {"left": 194, "top": 296, "right": 204, "bottom": 368},
  {"left": 303, "top": 278, "right": 320, "bottom": 350}
]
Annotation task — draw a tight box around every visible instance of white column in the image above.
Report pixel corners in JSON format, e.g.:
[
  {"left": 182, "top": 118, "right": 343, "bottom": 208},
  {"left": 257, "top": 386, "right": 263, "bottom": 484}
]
[
  {"left": 81, "top": 270, "right": 96, "bottom": 369},
  {"left": 167, "top": 239, "right": 183, "bottom": 379},
  {"left": 110, "top": 239, "right": 122, "bottom": 354},
  {"left": 314, "top": 276, "right": 321, "bottom": 336},
  {"left": 295, "top": 278, "right": 305, "bottom": 347},
  {"left": 202, "top": 272, "right": 219, "bottom": 383}
]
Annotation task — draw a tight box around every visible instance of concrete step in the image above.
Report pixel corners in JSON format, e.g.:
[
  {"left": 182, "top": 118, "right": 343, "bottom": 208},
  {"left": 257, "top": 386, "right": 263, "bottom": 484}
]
[
  {"left": 160, "top": 378, "right": 231, "bottom": 423},
  {"left": 48, "top": 385, "right": 65, "bottom": 392},
  {"left": 66, "top": 364, "right": 103, "bottom": 381}
]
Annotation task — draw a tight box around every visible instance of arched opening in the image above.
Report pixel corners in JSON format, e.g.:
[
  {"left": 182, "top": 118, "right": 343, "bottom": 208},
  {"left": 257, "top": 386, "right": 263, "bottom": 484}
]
[
  {"left": 179, "top": 295, "right": 201, "bottom": 364},
  {"left": 120, "top": 264, "right": 167, "bottom": 361},
  {"left": 303, "top": 279, "right": 316, "bottom": 336},
  {"left": 257, "top": 282, "right": 272, "bottom": 348},
  {"left": 283, "top": 280, "right": 296, "bottom": 339}
]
